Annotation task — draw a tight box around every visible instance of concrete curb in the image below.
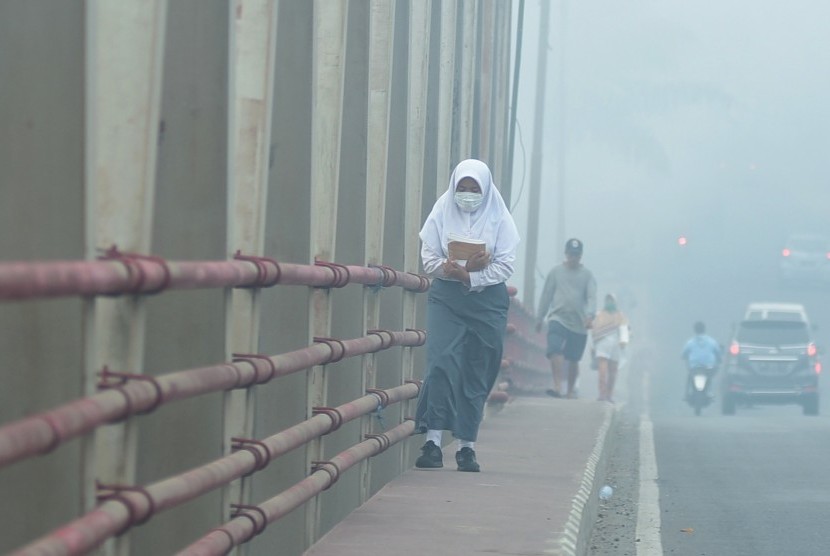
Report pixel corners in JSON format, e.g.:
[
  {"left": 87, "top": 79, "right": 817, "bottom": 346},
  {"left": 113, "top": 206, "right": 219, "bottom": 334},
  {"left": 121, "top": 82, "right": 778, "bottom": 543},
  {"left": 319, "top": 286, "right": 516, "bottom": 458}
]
[{"left": 555, "top": 403, "right": 621, "bottom": 556}]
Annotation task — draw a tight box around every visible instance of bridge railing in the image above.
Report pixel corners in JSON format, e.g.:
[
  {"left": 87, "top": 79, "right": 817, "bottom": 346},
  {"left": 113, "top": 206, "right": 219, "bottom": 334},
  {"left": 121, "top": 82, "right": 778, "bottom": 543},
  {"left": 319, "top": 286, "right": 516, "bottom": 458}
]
[
  {"left": 502, "top": 290, "right": 550, "bottom": 395},
  {"left": 0, "top": 247, "right": 429, "bottom": 301},
  {"left": 0, "top": 254, "right": 426, "bottom": 555},
  {"left": 0, "top": 257, "right": 547, "bottom": 555}
]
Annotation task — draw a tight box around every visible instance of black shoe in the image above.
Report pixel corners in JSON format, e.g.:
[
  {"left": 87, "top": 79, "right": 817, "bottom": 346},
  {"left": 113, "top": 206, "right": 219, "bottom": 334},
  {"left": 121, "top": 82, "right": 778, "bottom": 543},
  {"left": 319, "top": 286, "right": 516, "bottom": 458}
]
[
  {"left": 415, "top": 440, "right": 443, "bottom": 469},
  {"left": 545, "top": 389, "right": 562, "bottom": 398},
  {"left": 455, "top": 447, "right": 480, "bottom": 472}
]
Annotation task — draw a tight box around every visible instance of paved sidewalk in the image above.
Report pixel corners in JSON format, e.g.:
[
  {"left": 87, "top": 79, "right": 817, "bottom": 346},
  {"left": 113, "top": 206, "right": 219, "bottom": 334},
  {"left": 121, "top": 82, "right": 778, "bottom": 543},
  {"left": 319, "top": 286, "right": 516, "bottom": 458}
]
[{"left": 305, "top": 396, "right": 618, "bottom": 556}]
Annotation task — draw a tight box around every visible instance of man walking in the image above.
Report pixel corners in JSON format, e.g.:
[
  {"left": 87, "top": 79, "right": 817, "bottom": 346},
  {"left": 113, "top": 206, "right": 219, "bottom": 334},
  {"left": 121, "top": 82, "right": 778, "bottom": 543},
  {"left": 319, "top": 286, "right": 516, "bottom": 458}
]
[{"left": 535, "top": 238, "right": 597, "bottom": 398}]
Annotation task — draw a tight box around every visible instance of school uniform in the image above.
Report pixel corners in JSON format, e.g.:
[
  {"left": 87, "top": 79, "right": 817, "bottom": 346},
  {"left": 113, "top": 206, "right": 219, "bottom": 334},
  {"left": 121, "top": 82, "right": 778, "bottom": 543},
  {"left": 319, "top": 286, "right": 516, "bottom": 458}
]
[{"left": 414, "top": 159, "right": 520, "bottom": 469}]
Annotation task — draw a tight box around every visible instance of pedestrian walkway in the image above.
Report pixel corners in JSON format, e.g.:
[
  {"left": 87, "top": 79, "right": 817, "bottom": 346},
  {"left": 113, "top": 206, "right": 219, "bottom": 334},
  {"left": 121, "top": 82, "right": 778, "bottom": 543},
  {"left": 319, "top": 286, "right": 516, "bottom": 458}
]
[{"left": 305, "top": 395, "right": 618, "bottom": 556}]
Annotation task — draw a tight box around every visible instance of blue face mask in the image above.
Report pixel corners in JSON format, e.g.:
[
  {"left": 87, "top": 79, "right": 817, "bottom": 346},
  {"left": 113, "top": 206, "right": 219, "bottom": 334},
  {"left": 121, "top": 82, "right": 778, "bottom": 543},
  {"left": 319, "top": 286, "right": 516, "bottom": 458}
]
[{"left": 454, "top": 191, "right": 484, "bottom": 212}]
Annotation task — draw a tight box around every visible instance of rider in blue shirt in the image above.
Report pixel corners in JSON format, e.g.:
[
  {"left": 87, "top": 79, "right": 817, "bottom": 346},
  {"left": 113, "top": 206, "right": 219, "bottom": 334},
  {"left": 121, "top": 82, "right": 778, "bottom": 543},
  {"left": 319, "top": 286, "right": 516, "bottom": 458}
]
[{"left": 681, "top": 321, "right": 722, "bottom": 399}]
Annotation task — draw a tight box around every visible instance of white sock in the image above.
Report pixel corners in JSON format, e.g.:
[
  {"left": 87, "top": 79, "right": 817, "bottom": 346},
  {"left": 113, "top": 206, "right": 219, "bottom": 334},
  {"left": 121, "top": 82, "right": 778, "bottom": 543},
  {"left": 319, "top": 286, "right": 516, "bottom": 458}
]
[
  {"left": 458, "top": 440, "right": 475, "bottom": 450},
  {"left": 426, "top": 430, "right": 442, "bottom": 445}
]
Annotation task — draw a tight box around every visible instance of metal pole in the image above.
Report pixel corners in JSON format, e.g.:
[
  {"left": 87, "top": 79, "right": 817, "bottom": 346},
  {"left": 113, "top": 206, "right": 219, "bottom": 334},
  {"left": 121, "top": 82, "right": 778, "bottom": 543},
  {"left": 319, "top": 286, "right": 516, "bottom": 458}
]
[
  {"left": 490, "top": 0, "right": 511, "bottom": 187},
  {"left": 556, "top": 0, "right": 568, "bottom": 251},
  {"left": 503, "top": 0, "right": 525, "bottom": 206},
  {"left": 435, "top": 0, "right": 457, "bottom": 196},
  {"left": 522, "top": 0, "right": 550, "bottom": 312}
]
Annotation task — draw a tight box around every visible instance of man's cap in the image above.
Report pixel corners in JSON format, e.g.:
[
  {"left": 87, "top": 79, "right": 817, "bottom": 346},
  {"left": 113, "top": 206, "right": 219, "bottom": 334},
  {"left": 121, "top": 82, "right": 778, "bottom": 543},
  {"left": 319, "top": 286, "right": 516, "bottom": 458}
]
[{"left": 565, "top": 238, "right": 583, "bottom": 254}]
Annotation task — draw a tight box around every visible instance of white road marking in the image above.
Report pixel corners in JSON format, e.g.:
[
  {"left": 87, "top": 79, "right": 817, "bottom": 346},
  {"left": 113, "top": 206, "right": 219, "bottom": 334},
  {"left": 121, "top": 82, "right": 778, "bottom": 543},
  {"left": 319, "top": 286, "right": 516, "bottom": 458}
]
[{"left": 636, "top": 371, "right": 663, "bottom": 555}]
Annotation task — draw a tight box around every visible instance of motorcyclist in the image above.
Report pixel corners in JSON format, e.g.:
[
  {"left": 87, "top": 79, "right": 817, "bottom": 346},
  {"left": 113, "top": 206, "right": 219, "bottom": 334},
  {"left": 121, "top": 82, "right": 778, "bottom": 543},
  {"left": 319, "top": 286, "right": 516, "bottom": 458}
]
[{"left": 681, "top": 321, "right": 722, "bottom": 400}]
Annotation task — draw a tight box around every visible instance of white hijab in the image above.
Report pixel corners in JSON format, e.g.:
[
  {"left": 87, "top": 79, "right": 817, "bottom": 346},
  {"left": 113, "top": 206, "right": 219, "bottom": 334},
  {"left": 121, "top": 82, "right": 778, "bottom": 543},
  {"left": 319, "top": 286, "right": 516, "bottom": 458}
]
[{"left": 419, "top": 159, "right": 520, "bottom": 257}]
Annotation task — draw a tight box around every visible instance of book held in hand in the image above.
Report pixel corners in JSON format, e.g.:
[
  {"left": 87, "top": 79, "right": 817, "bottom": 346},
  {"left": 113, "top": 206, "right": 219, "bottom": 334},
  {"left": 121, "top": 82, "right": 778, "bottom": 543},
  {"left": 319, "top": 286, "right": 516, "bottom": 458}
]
[{"left": 447, "top": 233, "right": 486, "bottom": 261}]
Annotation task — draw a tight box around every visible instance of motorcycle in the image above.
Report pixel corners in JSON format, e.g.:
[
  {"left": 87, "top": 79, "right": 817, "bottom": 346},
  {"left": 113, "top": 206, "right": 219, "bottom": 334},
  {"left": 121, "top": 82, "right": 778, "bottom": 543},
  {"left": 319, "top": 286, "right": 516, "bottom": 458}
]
[{"left": 687, "top": 366, "right": 715, "bottom": 416}]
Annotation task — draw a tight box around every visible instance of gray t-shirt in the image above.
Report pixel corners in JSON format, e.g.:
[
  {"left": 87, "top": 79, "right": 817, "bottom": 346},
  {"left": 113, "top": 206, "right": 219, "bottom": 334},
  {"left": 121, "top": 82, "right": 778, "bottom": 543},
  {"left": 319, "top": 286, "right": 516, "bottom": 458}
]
[{"left": 536, "top": 263, "right": 597, "bottom": 333}]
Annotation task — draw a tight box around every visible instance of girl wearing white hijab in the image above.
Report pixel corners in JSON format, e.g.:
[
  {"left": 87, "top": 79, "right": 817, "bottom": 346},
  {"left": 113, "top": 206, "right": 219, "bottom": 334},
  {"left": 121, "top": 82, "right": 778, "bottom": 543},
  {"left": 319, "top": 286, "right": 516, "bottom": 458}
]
[{"left": 414, "top": 159, "right": 520, "bottom": 472}]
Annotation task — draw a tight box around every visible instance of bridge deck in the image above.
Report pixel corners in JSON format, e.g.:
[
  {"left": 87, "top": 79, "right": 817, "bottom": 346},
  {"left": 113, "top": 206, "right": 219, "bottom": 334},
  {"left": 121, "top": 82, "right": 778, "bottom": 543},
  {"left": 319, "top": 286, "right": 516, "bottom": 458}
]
[{"left": 306, "top": 396, "right": 617, "bottom": 556}]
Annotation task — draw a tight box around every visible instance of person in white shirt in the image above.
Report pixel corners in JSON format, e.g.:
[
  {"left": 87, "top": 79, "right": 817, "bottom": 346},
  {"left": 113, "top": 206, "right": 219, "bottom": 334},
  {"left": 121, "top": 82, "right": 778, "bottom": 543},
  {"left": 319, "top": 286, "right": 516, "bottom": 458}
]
[
  {"left": 414, "top": 159, "right": 520, "bottom": 472},
  {"left": 590, "top": 293, "right": 629, "bottom": 403}
]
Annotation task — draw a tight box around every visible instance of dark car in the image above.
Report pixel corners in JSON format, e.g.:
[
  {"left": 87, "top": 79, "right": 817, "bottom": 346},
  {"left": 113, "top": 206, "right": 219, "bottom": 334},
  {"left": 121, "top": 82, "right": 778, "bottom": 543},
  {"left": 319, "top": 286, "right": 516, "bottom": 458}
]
[{"left": 721, "top": 318, "right": 820, "bottom": 415}]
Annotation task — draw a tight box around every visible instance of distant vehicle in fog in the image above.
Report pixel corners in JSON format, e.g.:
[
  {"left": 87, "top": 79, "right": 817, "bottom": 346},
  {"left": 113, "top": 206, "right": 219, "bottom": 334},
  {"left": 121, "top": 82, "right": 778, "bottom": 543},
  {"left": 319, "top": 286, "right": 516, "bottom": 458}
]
[
  {"left": 722, "top": 303, "right": 820, "bottom": 416},
  {"left": 744, "top": 302, "right": 810, "bottom": 324},
  {"left": 778, "top": 233, "right": 830, "bottom": 287}
]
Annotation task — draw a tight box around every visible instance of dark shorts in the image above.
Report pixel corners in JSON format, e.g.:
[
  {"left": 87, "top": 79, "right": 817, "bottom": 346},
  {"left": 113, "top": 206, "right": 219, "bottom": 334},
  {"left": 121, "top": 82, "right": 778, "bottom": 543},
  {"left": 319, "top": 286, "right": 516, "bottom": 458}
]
[{"left": 546, "top": 320, "right": 588, "bottom": 362}]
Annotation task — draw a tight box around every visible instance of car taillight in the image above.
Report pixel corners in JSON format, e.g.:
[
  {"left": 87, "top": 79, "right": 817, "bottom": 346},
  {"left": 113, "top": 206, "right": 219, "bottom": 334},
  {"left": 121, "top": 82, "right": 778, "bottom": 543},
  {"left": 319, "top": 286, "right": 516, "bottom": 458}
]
[
  {"left": 729, "top": 341, "right": 740, "bottom": 356},
  {"left": 782, "top": 248, "right": 791, "bottom": 257},
  {"left": 808, "top": 343, "right": 817, "bottom": 357},
  {"left": 815, "top": 361, "right": 822, "bottom": 374},
  {"left": 826, "top": 252, "right": 830, "bottom": 260}
]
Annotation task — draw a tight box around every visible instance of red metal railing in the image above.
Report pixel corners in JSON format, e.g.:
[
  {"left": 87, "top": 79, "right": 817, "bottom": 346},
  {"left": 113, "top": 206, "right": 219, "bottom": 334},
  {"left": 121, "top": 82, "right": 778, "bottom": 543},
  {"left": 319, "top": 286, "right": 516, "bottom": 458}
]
[
  {"left": 12, "top": 384, "right": 420, "bottom": 556},
  {"left": 0, "top": 247, "right": 429, "bottom": 301},
  {"left": 177, "top": 420, "right": 416, "bottom": 556},
  {"left": 500, "top": 291, "right": 549, "bottom": 394},
  {"left": 0, "top": 330, "right": 424, "bottom": 470},
  {"left": 1, "top": 251, "right": 549, "bottom": 555},
  {"left": 1, "top": 251, "right": 431, "bottom": 555}
]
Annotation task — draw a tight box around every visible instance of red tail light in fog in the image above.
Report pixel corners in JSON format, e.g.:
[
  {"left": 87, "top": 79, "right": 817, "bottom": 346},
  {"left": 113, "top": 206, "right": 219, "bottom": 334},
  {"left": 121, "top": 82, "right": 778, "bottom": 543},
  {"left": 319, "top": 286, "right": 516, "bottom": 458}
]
[
  {"left": 782, "top": 248, "right": 791, "bottom": 257},
  {"left": 729, "top": 341, "right": 740, "bottom": 356},
  {"left": 815, "top": 362, "right": 822, "bottom": 374},
  {"left": 808, "top": 343, "right": 817, "bottom": 357}
]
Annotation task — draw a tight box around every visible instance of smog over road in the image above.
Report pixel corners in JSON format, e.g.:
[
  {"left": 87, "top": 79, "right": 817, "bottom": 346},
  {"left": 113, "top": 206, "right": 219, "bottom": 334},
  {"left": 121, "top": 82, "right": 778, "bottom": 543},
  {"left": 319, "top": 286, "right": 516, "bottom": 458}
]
[
  {"left": 511, "top": 0, "right": 830, "bottom": 350},
  {"left": 509, "top": 2, "right": 830, "bottom": 554},
  {"left": 4, "top": 2, "right": 830, "bottom": 554}
]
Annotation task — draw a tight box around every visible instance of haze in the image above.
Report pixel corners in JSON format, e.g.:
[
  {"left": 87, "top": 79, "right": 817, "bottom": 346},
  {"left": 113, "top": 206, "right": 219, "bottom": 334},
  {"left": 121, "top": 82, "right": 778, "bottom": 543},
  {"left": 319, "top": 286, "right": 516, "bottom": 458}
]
[{"left": 509, "top": 0, "right": 830, "bottom": 364}]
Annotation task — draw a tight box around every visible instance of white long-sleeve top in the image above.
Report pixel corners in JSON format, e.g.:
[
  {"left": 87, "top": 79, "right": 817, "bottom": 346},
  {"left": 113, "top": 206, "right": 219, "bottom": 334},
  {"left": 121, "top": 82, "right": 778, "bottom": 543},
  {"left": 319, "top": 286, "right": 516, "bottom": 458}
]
[
  {"left": 419, "top": 159, "right": 520, "bottom": 293},
  {"left": 421, "top": 233, "right": 516, "bottom": 292}
]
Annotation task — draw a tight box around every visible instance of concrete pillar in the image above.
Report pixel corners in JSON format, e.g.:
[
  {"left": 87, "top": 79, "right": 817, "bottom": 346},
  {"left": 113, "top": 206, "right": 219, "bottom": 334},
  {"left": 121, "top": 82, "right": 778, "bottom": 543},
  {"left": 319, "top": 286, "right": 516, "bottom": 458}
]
[
  {"left": 400, "top": 0, "right": 431, "bottom": 472},
  {"left": 83, "top": 1, "right": 167, "bottom": 554},
  {"left": 478, "top": 0, "right": 494, "bottom": 165},
  {"left": 435, "top": 0, "right": 457, "bottom": 196},
  {"left": 222, "top": 1, "right": 279, "bottom": 548},
  {"left": 306, "top": 0, "right": 348, "bottom": 547},
  {"left": 459, "top": 0, "right": 479, "bottom": 161},
  {"left": 492, "top": 1, "right": 513, "bottom": 190},
  {"left": 359, "top": 0, "right": 396, "bottom": 505}
]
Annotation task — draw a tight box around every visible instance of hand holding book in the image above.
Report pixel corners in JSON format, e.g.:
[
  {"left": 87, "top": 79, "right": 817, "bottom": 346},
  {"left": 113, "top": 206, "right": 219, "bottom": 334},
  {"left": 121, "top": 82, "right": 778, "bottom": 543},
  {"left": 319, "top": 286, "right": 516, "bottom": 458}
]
[
  {"left": 447, "top": 234, "right": 486, "bottom": 261},
  {"left": 464, "top": 250, "right": 491, "bottom": 271},
  {"left": 442, "top": 252, "right": 490, "bottom": 287},
  {"left": 446, "top": 235, "right": 490, "bottom": 275},
  {"left": 447, "top": 240, "right": 486, "bottom": 261}
]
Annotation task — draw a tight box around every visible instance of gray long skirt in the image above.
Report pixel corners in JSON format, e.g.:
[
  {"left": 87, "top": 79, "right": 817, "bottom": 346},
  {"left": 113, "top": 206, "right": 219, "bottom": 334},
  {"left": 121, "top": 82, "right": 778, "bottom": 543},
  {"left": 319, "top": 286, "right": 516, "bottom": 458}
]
[{"left": 415, "top": 278, "right": 509, "bottom": 442}]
